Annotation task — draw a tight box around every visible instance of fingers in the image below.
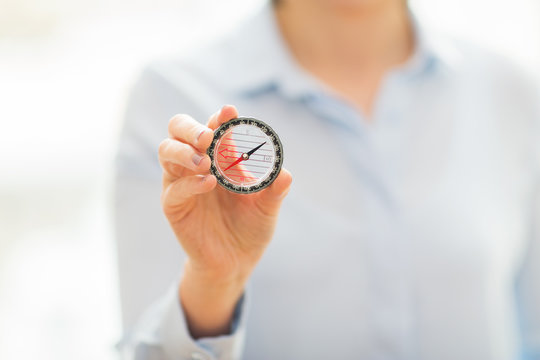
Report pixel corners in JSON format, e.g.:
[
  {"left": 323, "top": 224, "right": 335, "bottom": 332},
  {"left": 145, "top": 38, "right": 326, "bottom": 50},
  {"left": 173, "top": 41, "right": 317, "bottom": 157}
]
[
  {"left": 162, "top": 105, "right": 240, "bottom": 189},
  {"left": 163, "top": 106, "right": 240, "bottom": 182},
  {"left": 162, "top": 175, "right": 217, "bottom": 209},
  {"left": 207, "top": 105, "right": 239, "bottom": 130},
  {"left": 168, "top": 105, "right": 239, "bottom": 154},
  {"left": 159, "top": 138, "right": 211, "bottom": 176},
  {"left": 168, "top": 114, "right": 214, "bottom": 152}
]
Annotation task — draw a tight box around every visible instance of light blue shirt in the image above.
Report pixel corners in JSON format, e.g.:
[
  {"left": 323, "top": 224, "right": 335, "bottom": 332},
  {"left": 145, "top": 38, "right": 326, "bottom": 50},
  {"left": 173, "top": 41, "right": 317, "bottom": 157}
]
[{"left": 115, "top": 3, "right": 540, "bottom": 359}]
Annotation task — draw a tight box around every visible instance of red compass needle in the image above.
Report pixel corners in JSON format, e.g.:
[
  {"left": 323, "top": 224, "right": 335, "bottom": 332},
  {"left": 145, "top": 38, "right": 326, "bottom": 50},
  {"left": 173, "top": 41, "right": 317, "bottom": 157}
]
[
  {"left": 223, "top": 141, "right": 266, "bottom": 172},
  {"left": 223, "top": 156, "right": 245, "bottom": 172}
]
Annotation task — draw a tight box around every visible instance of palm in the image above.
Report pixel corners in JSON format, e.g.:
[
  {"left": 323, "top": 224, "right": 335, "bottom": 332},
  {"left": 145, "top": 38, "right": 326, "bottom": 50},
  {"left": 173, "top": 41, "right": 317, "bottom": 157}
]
[{"left": 166, "top": 173, "right": 280, "bottom": 274}]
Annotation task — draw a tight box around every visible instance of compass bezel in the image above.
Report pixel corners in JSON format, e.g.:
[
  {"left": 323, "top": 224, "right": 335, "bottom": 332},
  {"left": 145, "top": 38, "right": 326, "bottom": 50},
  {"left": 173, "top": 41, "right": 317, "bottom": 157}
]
[{"left": 207, "top": 117, "right": 283, "bottom": 194}]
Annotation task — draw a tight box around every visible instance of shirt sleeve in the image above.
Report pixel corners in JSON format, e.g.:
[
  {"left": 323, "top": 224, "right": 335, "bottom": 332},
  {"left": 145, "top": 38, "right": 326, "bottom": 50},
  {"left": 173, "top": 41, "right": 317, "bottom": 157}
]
[
  {"left": 118, "top": 282, "right": 248, "bottom": 360},
  {"left": 115, "top": 65, "right": 248, "bottom": 360}
]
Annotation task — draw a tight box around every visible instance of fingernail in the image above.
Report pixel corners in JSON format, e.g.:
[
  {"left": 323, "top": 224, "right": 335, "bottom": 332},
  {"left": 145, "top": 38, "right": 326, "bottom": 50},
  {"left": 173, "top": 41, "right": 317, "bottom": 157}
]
[
  {"left": 192, "top": 153, "right": 204, "bottom": 166},
  {"left": 196, "top": 130, "right": 206, "bottom": 143}
]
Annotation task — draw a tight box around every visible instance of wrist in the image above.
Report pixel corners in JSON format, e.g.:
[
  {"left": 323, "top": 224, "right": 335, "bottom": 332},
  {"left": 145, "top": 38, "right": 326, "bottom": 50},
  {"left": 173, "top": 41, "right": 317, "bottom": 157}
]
[
  {"left": 184, "top": 258, "right": 251, "bottom": 287},
  {"left": 179, "top": 260, "right": 248, "bottom": 338}
]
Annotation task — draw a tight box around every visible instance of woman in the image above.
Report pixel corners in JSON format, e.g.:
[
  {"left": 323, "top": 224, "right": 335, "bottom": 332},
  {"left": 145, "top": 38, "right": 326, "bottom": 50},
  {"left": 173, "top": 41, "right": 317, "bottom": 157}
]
[{"left": 115, "top": 0, "right": 540, "bottom": 358}]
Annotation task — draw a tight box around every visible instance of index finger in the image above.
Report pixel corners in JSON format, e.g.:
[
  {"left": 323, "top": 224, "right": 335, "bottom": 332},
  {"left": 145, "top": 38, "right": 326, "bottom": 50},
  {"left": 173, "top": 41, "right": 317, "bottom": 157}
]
[
  {"left": 168, "top": 114, "right": 214, "bottom": 152},
  {"left": 207, "top": 105, "right": 239, "bottom": 130}
]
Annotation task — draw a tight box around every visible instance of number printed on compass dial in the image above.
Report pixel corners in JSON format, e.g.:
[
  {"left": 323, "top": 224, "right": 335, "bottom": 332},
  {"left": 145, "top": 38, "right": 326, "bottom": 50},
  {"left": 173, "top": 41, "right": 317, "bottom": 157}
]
[{"left": 207, "top": 118, "right": 284, "bottom": 194}]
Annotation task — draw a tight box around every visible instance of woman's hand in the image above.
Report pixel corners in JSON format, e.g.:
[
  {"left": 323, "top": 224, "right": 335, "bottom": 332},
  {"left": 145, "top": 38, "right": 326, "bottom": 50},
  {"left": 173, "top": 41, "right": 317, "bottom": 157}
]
[{"left": 158, "top": 105, "right": 292, "bottom": 338}]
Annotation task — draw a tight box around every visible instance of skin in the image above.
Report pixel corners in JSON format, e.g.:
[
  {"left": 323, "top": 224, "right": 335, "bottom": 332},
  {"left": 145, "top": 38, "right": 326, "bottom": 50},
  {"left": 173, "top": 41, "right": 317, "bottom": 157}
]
[
  {"left": 275, "top": 0, "right": 413, "bottom": 116},
  {"left": 159, "top": 0, "right": 414, "bottom": 339}
]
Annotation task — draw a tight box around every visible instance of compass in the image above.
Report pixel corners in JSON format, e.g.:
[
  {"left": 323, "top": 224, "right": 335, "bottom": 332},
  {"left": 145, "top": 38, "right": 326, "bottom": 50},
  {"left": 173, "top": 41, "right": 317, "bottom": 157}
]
[{"left": 207, "top": 117, "right": 283, "bottom": 194}]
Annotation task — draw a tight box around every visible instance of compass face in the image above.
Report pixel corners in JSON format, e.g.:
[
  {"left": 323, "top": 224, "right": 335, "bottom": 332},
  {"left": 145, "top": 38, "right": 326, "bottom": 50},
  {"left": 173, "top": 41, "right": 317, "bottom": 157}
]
[{"left": 207, "top": 117, "right": 283, "bottom": 194}]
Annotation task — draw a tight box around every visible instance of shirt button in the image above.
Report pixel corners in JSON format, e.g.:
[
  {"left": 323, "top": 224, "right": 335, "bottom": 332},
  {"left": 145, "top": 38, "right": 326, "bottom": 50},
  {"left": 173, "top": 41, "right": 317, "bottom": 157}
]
[{"left": 191, "top": 352, "right": 207, "bottom": 360}]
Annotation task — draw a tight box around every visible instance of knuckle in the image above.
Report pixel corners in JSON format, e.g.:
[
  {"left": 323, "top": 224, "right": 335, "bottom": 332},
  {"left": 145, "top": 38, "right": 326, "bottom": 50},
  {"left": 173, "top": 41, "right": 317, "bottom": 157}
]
[
  {"left": 170, "top": 113, "right": 188, "bottom": 123},
  {"left": 169, "top": 114, "right": 188, "bottom": 132},
  {"left": 168, "top": 162, "right": 184, "bottom": 174},
  {"left": 158, "top": 138, "right": 171, "bottom": 156}
]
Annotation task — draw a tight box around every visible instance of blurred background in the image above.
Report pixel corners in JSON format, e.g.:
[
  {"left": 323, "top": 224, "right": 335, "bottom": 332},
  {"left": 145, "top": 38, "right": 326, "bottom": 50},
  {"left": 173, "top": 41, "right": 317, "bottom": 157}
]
[{"left": 0, "top": 0, "right": 538, "bottom": 359}]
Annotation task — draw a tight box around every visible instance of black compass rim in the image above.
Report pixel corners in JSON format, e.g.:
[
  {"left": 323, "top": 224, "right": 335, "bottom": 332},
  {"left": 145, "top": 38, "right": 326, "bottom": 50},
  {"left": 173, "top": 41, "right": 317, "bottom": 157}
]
[{"left": 206, "top": 117, "right": 284, "bottom": 194}]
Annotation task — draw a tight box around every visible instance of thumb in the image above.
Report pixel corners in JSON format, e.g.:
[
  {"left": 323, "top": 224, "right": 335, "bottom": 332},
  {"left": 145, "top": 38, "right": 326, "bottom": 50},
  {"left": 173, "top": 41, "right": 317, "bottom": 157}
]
[{"left": 255, "top": 168, "right": 293, "bottom": 211}]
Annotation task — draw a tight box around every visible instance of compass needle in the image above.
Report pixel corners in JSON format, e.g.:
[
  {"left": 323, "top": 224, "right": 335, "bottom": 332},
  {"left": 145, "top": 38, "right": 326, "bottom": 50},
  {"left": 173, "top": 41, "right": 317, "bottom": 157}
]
[
  {"left": 207, "top": 118, "right": 283, "bottom": 194},
  {"left": 246, "top": 141, "right": 266, "bottom": 156},
  {"left": 223, "top": 156, "right": 245, "bottom": 172},
  {"left": 223, "top": 141, "right": 267, "bottom": 172}
]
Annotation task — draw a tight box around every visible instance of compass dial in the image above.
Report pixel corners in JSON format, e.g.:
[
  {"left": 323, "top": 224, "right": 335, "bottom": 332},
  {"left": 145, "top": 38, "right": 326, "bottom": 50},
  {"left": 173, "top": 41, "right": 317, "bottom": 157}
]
[{"left": 207, "top": 117, "right": 283, "bottom": 194}]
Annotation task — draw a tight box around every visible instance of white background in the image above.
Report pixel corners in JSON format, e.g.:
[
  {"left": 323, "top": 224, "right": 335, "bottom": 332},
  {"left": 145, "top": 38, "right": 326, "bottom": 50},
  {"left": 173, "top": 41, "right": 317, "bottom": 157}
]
[{"left": 0, "top": 0, "right": 538, "bottom": 359}]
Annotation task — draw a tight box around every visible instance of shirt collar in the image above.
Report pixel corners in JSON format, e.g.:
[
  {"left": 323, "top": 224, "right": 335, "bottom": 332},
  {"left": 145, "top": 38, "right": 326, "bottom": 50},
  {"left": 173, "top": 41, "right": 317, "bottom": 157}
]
[
  {"left": 211, "top": 1, "right": 461, "bottom": 99},
  {"left": 409, "top": 9, "right": 463, "bottom": 76}
]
